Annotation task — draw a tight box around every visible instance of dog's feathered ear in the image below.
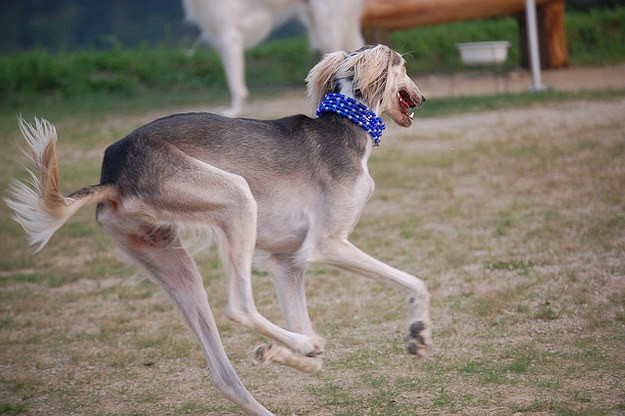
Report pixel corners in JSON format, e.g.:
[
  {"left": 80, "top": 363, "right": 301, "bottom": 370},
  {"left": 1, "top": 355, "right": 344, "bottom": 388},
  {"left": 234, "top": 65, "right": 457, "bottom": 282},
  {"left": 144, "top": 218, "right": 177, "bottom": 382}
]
[
  {"left": 349, "top": 45, "right": 392, "bottom": 110},
  {"left": 306, "top": 50, "right": 349, "bottom": 110}
]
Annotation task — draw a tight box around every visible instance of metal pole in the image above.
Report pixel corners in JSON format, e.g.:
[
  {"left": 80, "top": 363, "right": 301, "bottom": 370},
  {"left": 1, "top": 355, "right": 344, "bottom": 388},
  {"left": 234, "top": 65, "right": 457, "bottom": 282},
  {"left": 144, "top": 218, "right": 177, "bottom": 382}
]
[{"left": 525, "top": 0, "right": 548, "bottom": 91}]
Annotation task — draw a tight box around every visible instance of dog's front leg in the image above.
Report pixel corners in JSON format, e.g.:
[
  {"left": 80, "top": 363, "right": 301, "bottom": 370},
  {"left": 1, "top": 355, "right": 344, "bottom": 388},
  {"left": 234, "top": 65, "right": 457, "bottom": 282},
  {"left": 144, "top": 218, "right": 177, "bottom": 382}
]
[
  {"left": 214, "top": 184, "right": 325, "bottom": 366},
  {"left": 219, "top": 236, "right": 325, "bottom": 362},
  {"left": 252, "top": 254, "right": 325, "bottom": 372},
  {"left": 262, "top": 254, "right": 318, "bottom": 336},
  {"left": 314, "top": 238, "right": 432, "bottom": 358}
]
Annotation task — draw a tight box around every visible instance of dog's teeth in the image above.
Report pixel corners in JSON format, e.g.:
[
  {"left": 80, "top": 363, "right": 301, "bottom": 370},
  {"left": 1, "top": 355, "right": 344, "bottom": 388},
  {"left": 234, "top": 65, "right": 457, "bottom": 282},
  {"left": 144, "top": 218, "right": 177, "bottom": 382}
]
[{"left": 409, "top": 111, "right": 414, "bottom": 119}]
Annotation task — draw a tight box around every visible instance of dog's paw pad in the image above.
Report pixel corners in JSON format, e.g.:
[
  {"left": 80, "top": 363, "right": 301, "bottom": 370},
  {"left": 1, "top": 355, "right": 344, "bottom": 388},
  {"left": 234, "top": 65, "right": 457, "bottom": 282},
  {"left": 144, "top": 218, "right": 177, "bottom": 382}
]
[{"left": 253, "top": 344, "right": 275, "bottom": 365}]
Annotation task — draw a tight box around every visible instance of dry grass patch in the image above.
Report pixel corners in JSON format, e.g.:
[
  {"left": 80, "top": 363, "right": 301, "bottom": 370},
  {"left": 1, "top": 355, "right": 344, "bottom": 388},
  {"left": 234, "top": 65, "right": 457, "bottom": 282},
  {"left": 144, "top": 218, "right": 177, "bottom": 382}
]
[{"left": 1, "top": 96, "right": 624, "bottom": 415}]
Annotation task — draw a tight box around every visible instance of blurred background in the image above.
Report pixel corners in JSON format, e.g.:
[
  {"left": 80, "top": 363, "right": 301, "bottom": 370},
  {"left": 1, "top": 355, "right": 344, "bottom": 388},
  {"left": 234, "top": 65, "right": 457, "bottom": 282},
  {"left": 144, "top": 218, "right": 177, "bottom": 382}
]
[
  {"left": 0, "top": 0, "right": 306, "bottom": 54},
  {"left": 0, "top": 0, "right": 621, "bottom": 54},
  {"left": 1, "top": 0, "right": 624, "bottom": 109}
]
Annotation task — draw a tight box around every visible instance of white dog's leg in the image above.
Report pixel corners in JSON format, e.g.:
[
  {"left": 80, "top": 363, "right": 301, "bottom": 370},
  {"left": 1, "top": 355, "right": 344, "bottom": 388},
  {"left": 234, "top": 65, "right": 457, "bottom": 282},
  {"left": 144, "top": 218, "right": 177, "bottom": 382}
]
[
  {"left": 305, "top": 0, "right": 365, "bottom": 53},
  {"left": 339, "top": 0, "right": 366, "bottom": 51},
  {"left": 216, "top": 30, "right": 249, "bottom": 117},
  {"left": 186, "top": 34, "right": 204, "bottom": 57},
  {"left": 314, "top": 238, "right": 432, "bottom": 358}
]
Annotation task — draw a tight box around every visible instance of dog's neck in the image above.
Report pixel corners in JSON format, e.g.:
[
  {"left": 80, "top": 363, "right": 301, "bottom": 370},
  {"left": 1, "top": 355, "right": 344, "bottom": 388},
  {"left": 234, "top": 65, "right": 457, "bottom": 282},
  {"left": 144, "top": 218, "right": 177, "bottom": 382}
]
[{"left": 316, "top": 93, "right": 386, "bottom": 146}]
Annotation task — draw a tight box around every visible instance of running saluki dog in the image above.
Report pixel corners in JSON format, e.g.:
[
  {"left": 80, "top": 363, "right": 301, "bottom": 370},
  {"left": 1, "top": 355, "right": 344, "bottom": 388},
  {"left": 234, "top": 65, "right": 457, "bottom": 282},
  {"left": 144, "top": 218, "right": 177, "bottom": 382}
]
[
  {"left": 183, "top": 0, "right": 365, "bottom": 116},
  {"left": 6, "top": 45, "right": 430, "bottom": 416}
]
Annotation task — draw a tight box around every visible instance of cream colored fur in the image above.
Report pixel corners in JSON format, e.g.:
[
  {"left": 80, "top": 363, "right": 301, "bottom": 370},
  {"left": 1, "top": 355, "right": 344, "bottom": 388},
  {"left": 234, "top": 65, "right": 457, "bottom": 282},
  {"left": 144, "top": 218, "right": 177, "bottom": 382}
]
[{"left": 183, "top": 0, "right": 365, "bottom": 116}]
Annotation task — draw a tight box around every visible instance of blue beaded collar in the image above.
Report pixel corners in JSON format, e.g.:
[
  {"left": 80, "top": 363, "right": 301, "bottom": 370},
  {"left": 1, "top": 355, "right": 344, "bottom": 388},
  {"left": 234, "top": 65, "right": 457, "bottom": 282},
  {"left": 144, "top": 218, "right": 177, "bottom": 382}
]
[{"left": 316, "top": 93, "right": 386, "bottom": 146}]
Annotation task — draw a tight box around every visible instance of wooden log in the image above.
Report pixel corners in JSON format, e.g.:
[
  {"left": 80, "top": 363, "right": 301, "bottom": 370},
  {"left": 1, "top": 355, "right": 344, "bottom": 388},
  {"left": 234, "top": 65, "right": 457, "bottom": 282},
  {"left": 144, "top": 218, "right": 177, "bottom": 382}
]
[
  {"left": 361, "top": 0, "right": 568, "bottom": 69},
  {"left": 362, "top": 0, "right": 556, "bottom": 30},
  {"left": 544, "top": 0, "right": 568, "bottom": 68},
  {"left": 519, "top": 0, "right": 568, "bottom": 68}
]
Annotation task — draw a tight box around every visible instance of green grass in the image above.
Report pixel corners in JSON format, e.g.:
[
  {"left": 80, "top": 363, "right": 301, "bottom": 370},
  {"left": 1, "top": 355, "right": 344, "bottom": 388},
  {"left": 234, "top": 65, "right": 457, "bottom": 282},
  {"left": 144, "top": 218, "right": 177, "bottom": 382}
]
[
  {"left": 0, "top": 403, "right": 26, "bottom": 415},
  {"left": 0, "top": 38, "right": 318, "bottom": 110}
]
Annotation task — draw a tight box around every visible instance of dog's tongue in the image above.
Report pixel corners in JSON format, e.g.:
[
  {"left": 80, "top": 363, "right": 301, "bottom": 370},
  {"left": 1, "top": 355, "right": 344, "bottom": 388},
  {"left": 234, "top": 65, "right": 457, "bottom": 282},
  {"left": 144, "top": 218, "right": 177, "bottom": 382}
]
[{"left": 398, "top": 93, "right": 411, "bottom": 109}]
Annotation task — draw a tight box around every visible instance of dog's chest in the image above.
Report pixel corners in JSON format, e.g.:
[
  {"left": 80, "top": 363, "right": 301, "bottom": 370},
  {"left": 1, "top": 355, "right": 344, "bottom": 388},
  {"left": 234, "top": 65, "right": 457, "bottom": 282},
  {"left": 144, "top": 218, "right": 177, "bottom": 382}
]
[{"left": 254, "top": 168, "right": 373, "bottom": 254}]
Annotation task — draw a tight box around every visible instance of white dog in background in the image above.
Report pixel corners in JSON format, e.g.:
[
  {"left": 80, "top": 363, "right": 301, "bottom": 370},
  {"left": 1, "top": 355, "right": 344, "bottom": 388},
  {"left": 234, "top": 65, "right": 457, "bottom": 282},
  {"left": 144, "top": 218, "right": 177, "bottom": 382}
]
[{"left": 183, "top": 0, "right": 365, "bottom": 116}]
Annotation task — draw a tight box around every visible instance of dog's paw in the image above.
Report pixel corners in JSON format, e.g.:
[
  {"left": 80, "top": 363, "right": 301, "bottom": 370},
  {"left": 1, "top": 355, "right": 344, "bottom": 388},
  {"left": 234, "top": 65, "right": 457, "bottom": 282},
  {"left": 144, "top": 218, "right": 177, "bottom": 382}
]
[
  {"left": 253, "top": 343, "right": 275, "bottom": 365},
  {"left": 403, "top": 321, "right": 431, "bottom": 358},
  {"left": 253, "top": 343, "right": 323, "bottom": 373},
  {"left": 301, "top": 335, "right": 326, "bottom": 357}
]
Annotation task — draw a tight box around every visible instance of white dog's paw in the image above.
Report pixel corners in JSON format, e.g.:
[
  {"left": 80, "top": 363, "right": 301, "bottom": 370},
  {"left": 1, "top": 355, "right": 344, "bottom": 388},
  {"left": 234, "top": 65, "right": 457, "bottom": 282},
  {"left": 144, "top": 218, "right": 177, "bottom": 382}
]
[{"left": 222, "top": 106, "right": 242, "bottom": 118}]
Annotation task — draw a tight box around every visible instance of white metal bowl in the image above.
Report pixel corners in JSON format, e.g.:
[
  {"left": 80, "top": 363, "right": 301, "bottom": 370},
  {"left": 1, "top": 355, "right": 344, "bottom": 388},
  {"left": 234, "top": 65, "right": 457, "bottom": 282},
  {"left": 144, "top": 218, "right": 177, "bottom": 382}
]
[{"left": 455, "top": 41, "right": 511, "bottom": 66}]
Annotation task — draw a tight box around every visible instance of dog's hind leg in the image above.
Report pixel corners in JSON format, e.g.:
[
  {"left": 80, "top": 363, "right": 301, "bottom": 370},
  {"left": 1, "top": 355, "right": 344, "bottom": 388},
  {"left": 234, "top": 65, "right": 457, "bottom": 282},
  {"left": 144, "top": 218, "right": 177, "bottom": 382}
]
[
  {"left": 102, "top": 221, "right": 273, "bottom": 416},
  {"left": 314, "top": 238, "right": 432, "bottom": 358},
  {"left": 103, "top": 147, "right": 323, "bottom": 374},
  {"left": 147, "top": 152, "right": 323, "bottom": 368}
]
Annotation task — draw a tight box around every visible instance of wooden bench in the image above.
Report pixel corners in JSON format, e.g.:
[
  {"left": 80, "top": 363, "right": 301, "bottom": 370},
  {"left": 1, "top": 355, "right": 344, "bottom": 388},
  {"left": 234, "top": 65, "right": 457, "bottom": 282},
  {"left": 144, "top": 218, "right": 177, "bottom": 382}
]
[{"left": 361, "top": 0, "right": 568, "bottom": 68}]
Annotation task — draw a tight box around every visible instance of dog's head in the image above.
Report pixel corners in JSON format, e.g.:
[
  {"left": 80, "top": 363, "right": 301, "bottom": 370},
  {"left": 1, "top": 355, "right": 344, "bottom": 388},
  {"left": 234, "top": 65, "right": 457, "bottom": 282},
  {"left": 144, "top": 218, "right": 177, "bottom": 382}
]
[{"left": 306, "top": 44, "right": 424, "bottom": 127}]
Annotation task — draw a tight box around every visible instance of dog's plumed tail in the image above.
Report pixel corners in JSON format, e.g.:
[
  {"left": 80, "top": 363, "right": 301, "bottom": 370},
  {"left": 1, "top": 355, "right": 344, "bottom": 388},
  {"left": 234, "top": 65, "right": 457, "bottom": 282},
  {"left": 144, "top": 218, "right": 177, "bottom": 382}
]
[{"left": 5, "top": 118, "right": 114, "bottom": 252}]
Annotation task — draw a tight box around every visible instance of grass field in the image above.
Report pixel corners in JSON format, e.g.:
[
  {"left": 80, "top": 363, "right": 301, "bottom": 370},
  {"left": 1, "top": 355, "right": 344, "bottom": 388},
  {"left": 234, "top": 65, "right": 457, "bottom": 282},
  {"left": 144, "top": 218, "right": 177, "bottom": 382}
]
[
  {"left": 1, "top": 6, "right": 625, "bottom": 414},
  {"left": 1, "top": 80, "right": 624, "bottom": 415}
]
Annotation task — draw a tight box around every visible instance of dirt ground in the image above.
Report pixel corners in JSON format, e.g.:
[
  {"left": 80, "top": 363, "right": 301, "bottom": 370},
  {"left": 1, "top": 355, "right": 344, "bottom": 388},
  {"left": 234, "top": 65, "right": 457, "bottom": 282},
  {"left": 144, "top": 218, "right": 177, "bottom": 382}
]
[
  {"left": 1, "top": 63, "right": 625, "bottom": 415},
  {"left": 418, "top": 62, "right": 625, "bottom": 98},
  {"left": 231, "top": 62, "right": 625, "bottom": 119}
]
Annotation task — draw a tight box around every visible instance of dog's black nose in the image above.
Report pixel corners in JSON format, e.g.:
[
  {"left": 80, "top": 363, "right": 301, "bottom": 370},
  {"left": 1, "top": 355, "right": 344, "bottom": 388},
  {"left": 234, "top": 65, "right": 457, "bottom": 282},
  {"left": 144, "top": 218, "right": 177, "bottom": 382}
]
[{"left": 422, "top": 95, "right": 427, "bottom": 103}]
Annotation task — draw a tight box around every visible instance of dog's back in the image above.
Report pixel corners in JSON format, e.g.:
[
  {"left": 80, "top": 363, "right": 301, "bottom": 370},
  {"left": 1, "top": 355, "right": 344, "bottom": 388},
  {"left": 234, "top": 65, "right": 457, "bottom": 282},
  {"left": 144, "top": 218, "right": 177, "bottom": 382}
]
[{"left": 101, "top": 112, "right": 369, "bottom": 196}]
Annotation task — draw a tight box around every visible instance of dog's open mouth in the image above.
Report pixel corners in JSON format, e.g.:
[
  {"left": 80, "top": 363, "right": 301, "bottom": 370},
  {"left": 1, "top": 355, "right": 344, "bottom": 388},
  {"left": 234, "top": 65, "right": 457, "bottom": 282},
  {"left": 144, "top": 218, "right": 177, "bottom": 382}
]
[{"left": 398, "top": 90, "right": 417, "bottom": 120}]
